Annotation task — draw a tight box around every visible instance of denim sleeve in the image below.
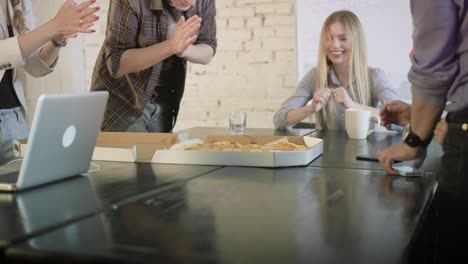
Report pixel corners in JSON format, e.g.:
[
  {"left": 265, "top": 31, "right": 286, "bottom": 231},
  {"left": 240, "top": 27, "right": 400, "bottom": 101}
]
[{"left": 408, "top": 0, "right": 459, "bottom": 107}]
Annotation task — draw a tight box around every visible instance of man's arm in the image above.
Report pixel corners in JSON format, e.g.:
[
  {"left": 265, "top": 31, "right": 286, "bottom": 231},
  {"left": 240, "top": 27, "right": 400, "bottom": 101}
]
[
  {"left": 102, "top": 1, "right": 201, "bottom": 78},
  {"left": 379, "top": 0, "right": 458, "bottom": 174},
  {"left": 408, "top": 0, "right": 458, "bottom": 139},
  {"left": 180, "top": 0, "right": 217, "bottom": 65},
  {"left": 410, "top": 99, "right": 444, "bottom": 140},
  {"left": 180, "top": 43, "right": 214, "bottom": 65},
  {"left": 117, "top": 16, "right": 202, "bottom": 77}
]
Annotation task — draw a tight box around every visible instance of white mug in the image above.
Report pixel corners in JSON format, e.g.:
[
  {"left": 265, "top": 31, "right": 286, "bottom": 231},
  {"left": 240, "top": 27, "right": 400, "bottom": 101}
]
[{"left": 345, "top": 109, "right": 381, "bottom": 139}]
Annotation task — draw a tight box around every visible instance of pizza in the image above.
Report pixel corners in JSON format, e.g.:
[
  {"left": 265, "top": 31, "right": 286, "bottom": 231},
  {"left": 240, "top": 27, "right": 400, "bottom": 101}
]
[
  {"left": 183, "top": 141, "right": 307, "bottom": 152},
  {"left": 264, "top": 141, "right": 307, "bottom": 151}
]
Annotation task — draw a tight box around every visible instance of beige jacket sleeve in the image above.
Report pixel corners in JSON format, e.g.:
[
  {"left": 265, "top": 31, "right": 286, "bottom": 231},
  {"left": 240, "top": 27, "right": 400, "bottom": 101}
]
[
  {"left": 0, "top": 0, "right": 54, "bottom": 78},
  {"left": 0, "top": 0, "right": 56, "bottom": 114}
]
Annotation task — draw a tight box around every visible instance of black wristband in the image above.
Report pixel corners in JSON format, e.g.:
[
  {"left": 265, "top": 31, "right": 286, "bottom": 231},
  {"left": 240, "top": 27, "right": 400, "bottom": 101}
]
[{"left": 404, "top": 126, "right": 433, "bottom": 148}]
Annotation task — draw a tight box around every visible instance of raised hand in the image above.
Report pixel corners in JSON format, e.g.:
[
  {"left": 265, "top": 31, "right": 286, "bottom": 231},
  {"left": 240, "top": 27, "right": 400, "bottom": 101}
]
[
  {"left": 170, "top": 15, "right": 202, "bottom": 56},
  {"left": 50, "top": 0, "right": 100, "bottom": 42},
  {"left": 379, "top": 100, "right": 411, "bottom": 126},
  {"left": 332, "top": 87, "right": 353, "bottom": 108},
  {"left": 310, "top": 88, "right": 331, "bottom": 112}
]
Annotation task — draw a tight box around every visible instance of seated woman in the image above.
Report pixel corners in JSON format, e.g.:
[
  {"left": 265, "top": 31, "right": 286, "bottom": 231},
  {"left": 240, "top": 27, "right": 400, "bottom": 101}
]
[{"left": 274, "top": 10, "right": 399, "bottom": 130}]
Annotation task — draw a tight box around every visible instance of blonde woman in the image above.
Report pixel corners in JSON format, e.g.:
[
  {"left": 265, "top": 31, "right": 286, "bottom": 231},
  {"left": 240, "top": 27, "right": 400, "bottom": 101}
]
[
  {"left": 0, "top": 0, "right": 99, "bottom": 164},
  {"left": 274, "top": 10, "right": 399, "bottom": 130}
]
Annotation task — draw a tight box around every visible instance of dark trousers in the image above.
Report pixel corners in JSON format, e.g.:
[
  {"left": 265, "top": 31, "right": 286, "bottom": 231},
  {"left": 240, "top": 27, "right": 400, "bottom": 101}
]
[{"left": 410, "top": 110, "right": 468, "bottom": 263}]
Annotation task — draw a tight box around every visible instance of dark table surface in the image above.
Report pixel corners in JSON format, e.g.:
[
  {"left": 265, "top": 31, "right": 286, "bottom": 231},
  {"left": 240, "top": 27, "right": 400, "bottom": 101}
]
[
  {"left": 309, "top": 129, "right": 443, "bottom": 172},
  {"left": 1, "top": 127, "right": 442, "bottom": 264},
  {"left": 0, "top": 162, "right": 221, "bottom": 249},
  {"left": 0, "top": 128, "right": 309, "bottom": 250},
  {"left": 6, "top": 166, "right": 435, "bottom": 264}
]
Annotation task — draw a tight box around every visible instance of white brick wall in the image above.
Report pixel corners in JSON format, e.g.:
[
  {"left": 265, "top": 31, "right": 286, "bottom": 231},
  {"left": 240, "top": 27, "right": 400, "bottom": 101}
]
[{"left": 83, "top": 0, "right": 297, "bottom": 131}]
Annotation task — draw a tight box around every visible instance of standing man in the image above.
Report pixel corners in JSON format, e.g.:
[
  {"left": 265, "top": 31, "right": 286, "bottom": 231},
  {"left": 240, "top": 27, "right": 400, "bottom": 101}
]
[
  {"left": 91, "top": 0, "right": 216, "bottom": 132},
  {"left": 379, "top": 0, "right": 467, "bottom": 262}
]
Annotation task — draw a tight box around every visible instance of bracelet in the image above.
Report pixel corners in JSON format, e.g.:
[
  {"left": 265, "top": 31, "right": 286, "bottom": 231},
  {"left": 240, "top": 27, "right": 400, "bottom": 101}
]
[{"left": 52, "top": 39, "right": 68, "bottom": 48}]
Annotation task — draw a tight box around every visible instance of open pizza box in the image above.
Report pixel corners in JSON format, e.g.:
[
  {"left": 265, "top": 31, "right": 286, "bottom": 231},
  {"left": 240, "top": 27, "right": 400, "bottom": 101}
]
[
  {"left": 92, "top": 132, "right": 323, "bottom": 167},
  {"left": 12, "top": 132, "right": 184, "bottom": 163},
  {"left": 92, "top": 132, "right": 185, "bottom": 163}
]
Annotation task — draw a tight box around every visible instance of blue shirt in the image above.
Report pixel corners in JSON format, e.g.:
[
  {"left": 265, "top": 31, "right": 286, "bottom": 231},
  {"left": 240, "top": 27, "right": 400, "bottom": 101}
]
[{"left": 409, "top": 0, "right": 467, "bottom": 112}]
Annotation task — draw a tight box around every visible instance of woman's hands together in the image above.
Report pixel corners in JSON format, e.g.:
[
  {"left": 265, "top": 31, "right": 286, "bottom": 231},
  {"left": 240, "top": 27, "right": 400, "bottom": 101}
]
[
  {"left": 310, "top": 88, "right": 331, "bottom": 112},
  {"left": 310, "top": 87, "right": 355, "bottom": 113},
  {"left": 332, "top": 87, "right": 354, "bottom": 108}
]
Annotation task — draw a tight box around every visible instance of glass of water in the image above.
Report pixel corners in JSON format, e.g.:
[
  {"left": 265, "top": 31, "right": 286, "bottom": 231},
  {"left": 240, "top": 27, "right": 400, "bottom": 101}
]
[{"left": 229, "top": 112, "right": 246, "bottom": 135}]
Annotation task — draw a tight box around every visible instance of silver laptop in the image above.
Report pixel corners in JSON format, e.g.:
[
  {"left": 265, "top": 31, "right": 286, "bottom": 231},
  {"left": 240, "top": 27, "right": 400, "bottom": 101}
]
[{"left": 0, "top": 91, "right": 108, "bottom": 192}]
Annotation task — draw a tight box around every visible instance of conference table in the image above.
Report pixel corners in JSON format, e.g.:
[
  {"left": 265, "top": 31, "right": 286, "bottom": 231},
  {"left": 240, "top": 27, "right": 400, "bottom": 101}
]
[{"left": 0, "top": 127, "right": 442, "bottom": 263}]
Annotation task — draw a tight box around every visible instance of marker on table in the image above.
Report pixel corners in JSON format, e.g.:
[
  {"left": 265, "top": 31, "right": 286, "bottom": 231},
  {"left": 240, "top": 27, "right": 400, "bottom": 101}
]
[{"left": 356, "top": 155, "right": 401, "bottom": 163}]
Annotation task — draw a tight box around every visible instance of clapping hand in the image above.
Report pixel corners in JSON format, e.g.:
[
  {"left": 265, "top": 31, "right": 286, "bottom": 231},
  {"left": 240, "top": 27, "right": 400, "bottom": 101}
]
[
  {"left": 50, "top": 0, "right": 100, "bottom": 42},
  {"left": 170, "top": 15, "right": 202, "bottom": 56}
]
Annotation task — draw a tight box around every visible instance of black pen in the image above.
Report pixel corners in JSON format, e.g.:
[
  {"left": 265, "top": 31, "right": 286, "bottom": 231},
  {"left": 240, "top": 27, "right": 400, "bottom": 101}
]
[{"left": 356, "top": 155, "right": 402, "bottom": 163}]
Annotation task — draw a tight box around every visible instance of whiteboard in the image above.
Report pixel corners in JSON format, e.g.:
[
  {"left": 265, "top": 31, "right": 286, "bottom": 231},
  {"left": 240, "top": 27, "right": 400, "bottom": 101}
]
[{"left": 295, "top": 0, "right": 413, "bottom": 99}]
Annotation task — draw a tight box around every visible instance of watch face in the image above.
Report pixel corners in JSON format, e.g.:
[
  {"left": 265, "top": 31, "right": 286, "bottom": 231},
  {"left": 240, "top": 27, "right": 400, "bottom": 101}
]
[
  {"left": 403, "top": 126, "right": 432, "bottom": 148},
  {"left": 405, "top": 134, "right": 418, "bottom": 147}
]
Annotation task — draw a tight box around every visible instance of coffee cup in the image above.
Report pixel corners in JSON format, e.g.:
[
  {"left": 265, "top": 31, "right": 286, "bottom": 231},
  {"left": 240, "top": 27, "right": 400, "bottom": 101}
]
[{"left": 345, "top": 109, "right": 381, "bottom": 139}]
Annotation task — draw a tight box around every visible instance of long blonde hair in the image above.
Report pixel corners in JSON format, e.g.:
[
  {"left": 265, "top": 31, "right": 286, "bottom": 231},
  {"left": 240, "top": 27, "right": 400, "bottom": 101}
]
[
  {"left": 10, "top": 0, "right": 27, "bottom": 35},
  {"left": 315, "top": 10, "right": 371, "bottom": 129}
]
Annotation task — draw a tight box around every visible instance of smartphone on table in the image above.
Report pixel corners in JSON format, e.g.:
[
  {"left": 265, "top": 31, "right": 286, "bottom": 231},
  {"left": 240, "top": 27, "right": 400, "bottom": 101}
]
[{"left": 392, "top": 165, "right": 423, "bottom": 177}]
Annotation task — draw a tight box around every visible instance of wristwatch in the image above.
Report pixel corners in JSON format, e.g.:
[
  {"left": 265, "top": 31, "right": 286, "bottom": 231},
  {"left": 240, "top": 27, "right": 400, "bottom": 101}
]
[
  {"left": 52, "top": 39, "right": 68, "bottom": 48},
  {"left": 403, "top": 126, "right": 432, "bottom": 148}
]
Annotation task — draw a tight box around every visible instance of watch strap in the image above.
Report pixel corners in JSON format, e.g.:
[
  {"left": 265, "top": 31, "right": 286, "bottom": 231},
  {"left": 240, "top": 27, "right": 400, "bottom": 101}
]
[{"left": 404, "top": 127, "right": 433, "bottom": 148}]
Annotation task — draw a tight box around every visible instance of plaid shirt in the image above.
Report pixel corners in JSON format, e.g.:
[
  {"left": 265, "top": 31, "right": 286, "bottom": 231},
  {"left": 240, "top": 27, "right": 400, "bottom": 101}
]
[{"left": 91, "top": 0, "right": 217, "bottom": 131}]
